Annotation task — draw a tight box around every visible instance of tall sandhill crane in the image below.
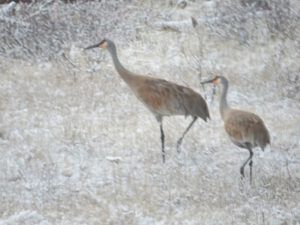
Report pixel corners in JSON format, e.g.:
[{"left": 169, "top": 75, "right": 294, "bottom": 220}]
[
  {"left": 202, "top": 76, "right": 270, "bottom": 184},
  {"left": 85, "top": 39, "right": 210, "bottom": 163}
]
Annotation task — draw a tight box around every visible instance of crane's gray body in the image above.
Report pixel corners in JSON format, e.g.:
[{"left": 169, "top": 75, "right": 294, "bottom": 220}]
[
  {"left": 85, "top": 39, "right": 210, "bottom": 162},
  {"left": 213, "top": 76, "right": 270, "bottom": 183},
  {"left": 105, "top": 39, "right": 210, "bottom": 122}
]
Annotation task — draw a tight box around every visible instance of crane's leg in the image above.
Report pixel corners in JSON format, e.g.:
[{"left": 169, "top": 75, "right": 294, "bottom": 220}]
[
  {"left": 240, "top": 147, "right": 253, "bottom": 183},
  {"left": 157, "top": 117, "right": 166, "bottom": 163},
  {"left": 176, "top": 117, "right": 198, "bottom": 153},
  {"left": 160, "top": 123, "right": 166, "bottom": 163},
  {"left": 249, "top": 159, "right": 253, "bottom": 185}
]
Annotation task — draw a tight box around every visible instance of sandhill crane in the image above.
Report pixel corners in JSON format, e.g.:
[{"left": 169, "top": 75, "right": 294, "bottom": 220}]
[
  {"left": 85, "top": 39, "right": 210, "bottom": 163},
  {"left": 201, "top": 76, "right": 270, "bottom": 184}
]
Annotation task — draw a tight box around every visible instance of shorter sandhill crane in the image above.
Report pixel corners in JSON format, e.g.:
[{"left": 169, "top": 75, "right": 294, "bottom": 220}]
[
  {"left": 85, "top": 39, "right": 210, "bottom": 163},
  {"left": 201, "top": 76, "right": 270, "bottom": 184}
]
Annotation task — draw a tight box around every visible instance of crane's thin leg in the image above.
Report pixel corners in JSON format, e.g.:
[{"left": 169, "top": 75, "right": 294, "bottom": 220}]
[
  {"left": 249, "top": 159, "right": 253, "bottom": 185},
  {"left": 176, "top": 117, "right": 198, "bottom": 153},
  {"left": 240, "top": 147, "right": 253, "bottom": 183},
  {"left": 158, "top": 119, "right": 166, "bottom": 163}
]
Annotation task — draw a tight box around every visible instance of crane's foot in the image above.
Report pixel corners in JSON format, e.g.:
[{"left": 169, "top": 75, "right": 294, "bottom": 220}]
[{"left": 176, "top": 138, "right": 183, "bottom": 153}]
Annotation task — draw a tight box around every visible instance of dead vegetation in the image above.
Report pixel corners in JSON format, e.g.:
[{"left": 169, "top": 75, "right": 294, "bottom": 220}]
[{"left": 0, "top": 0, "right": 299, "bottom": 224}]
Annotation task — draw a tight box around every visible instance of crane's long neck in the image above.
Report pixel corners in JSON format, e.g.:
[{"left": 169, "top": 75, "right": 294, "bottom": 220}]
[
  {"left": 219, "top": 79, "right": 230, "bottom": 120},
  {"left": 107, "top": 43, "right": 136, "bottom": 84}
]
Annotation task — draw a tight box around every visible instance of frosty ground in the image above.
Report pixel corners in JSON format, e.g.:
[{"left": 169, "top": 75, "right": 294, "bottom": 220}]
[{"left": 0, "top": 0, "right": 299, "bottom": 224}]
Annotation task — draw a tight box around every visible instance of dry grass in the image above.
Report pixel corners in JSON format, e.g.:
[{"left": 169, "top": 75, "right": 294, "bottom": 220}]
[{"left": 0, "top": 0, "right": 299, "bottom": 224}]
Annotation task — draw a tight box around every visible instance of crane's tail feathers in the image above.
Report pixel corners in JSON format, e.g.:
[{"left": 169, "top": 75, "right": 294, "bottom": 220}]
[{"left": 261, "top": 142, "right": 271, "bottom": 152}]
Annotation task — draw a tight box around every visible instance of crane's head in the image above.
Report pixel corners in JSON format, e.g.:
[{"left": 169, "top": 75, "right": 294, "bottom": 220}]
[
  {"left": 201, "top": 76, "right": 222, "bottom": 85},
  {"left": 84, "top": 39, "right": 109, "bottom": 50},
  {"left": 201, "top": 76, "right": 228, "bottom": 103},
  {"left": 201, "top": 76, "right": 229, "bottom": 86}
]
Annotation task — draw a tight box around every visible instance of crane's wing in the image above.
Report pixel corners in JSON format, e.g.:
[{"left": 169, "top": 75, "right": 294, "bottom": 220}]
[
  {"left": 224, "top": 110, "right": 270, "bottom": 149},
  {"left": 135, "top": 77, "right": 209, "bottom": 121}
]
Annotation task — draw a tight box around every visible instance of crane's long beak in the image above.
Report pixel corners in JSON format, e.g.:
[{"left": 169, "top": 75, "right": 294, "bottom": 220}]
[
  {"left": 201, "top": 78, "right": 215, "bottom": 85},
  {"left": 84, "top": 43, "right": 100, "bottom": 50},
  {"left": 201, "top": 78, "right": 217, "bottom": 104}
]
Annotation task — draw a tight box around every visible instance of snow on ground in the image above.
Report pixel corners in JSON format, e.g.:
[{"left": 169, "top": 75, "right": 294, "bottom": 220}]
[{"left": 0, "top": 0, "right": 299, "bottom": 224}]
